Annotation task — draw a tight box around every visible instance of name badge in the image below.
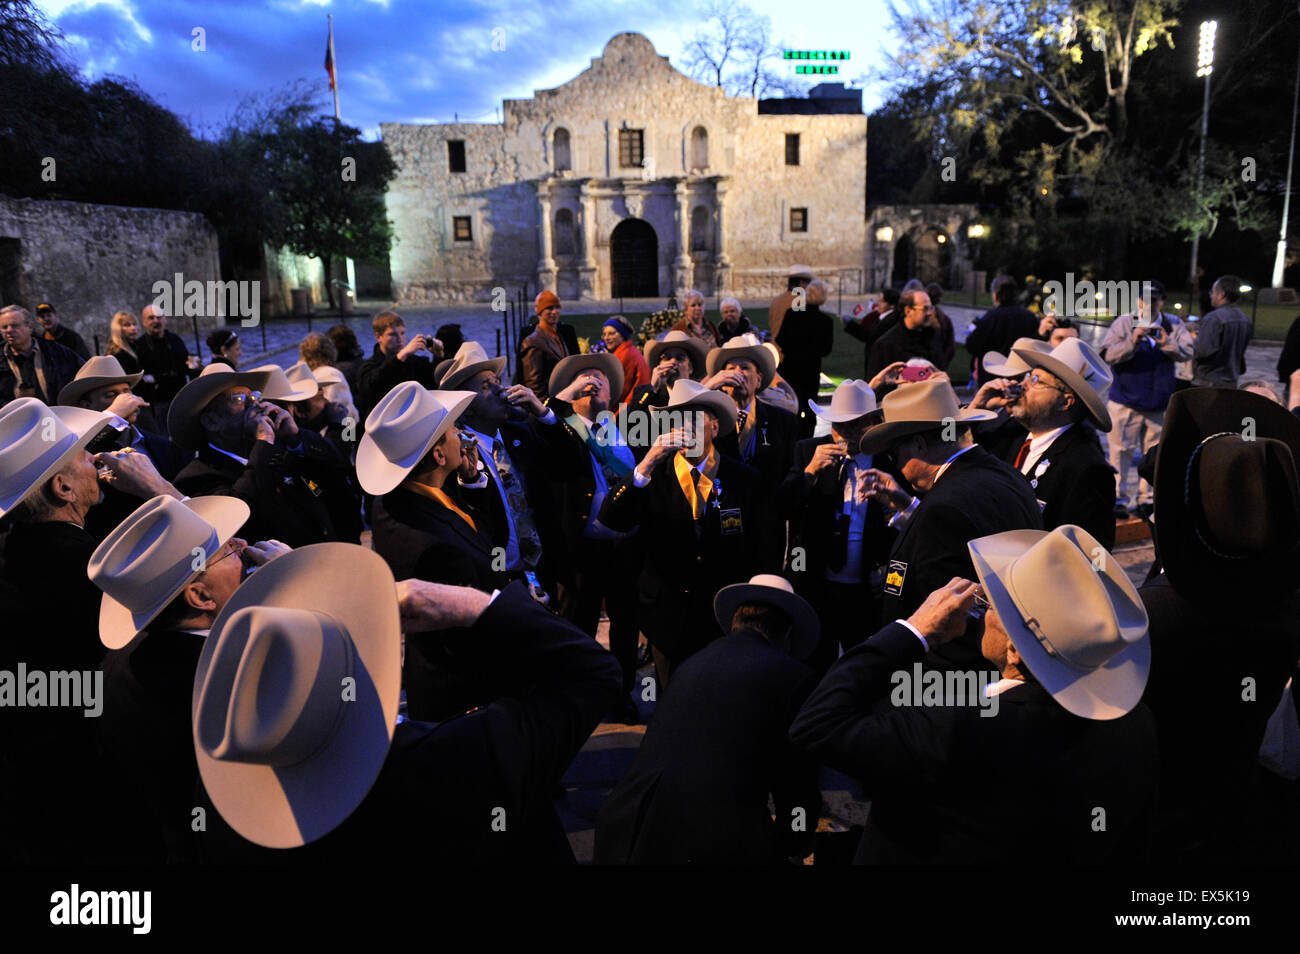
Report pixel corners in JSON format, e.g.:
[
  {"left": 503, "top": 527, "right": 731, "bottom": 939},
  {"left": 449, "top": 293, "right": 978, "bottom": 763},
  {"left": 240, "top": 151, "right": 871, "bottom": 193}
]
[
  {"left": 720, "top": 508, "right": 744, "bottom": 535},
  {"left": 883, "top": 559, "right": 908, "bottom": 596}
]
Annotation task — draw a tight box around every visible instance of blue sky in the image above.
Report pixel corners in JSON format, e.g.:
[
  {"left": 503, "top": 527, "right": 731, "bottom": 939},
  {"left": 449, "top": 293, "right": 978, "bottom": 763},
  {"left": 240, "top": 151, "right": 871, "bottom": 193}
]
[{"left": 35, "top": 0, "right": 897, "bottom": 139}]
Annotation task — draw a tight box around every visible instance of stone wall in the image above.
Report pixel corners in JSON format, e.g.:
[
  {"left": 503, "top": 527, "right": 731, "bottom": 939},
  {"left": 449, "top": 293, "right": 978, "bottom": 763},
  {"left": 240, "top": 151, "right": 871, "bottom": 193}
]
[{"left": 0, "top": 194, "right": 221, "bottom": 351}]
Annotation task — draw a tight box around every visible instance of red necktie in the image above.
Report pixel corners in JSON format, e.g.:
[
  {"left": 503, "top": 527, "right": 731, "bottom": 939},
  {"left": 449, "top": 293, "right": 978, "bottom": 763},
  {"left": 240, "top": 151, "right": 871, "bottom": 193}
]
[{"left": 1013, "top": 438, "right": 1032, "bottom": 470}]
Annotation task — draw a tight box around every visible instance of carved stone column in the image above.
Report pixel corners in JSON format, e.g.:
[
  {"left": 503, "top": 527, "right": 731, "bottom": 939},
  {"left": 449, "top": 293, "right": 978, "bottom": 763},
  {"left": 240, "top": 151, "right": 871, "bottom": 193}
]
[
  {"left": 672, "top": 178, "right": 692, "bottom": 295},
  {"left": 578, "top": 180, "right": 598, "bottom": 300},
  {"left": 535, "top": 179, "right": 557, "bottom": 293},
  {"left": 713, "top": 177, "right": 731, "bottom": 295}
]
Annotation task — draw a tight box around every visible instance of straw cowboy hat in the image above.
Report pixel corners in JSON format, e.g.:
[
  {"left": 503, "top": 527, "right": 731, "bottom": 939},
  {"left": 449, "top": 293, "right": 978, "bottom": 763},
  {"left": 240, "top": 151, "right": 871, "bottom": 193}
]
[
  {"left": 706, "top": 333, "right": 776, "bottom": 391},
  {"left": 87, "top": 494, "right": 251, "bottom": 649},
  {"left": 549, "top": 352, "right": 623, "bottom": 404},
  {"left": 968, "top": 524, "right": 1150, "bottom": 720},
  {"left": 0, "top": 398, "right": 114, "bottom": 518},
  {"left": 809, "top": 379, "right": 878, "bottom": 424},
  {"left": 659, "top": 378, "right": 738, "bottom": 433},
  {"left": 167, "top": 363, "right": 275, "bottom": 451},
  {"left": 644, "top": 330, "right": 708, "bottom": 380},
  {"left": 1013, "top": 337, "right": 1114, "bottom": 431},
  {"left": 57, "top": 355, "right": 143, "bottom": 406},
  {"left": 713, "top": 574, "right": 821, "bottom": 661},
  {"left": 434, "top": 341, "right": 507, "bottom": 390},
  {"left": 982, "top": 337, "right": 1052, "bottom": 379},
  {"left": 1152, "top": 387, "right": 1300, "bottom": 605},
  {"left": 356, "top": 381, "right": 476, "bottom": 496},
  {"left": 191, "top": 542, "right": 401, "bottom": 848},
  {"left": 271, "top": 361, "right": 321, "bottom": 403},
  {"left": 857, "top": 377, "right": 996, "bottom": 455}
]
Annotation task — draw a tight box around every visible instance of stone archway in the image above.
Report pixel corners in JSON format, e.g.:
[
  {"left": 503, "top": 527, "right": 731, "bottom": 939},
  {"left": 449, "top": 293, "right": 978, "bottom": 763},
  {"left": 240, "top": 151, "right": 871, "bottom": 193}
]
[
  {"left": 912, "top": 226, "right": 953, "bottom": 286},
  {"left": 611, "top": 218, "right": 658, "bottom": 297}
]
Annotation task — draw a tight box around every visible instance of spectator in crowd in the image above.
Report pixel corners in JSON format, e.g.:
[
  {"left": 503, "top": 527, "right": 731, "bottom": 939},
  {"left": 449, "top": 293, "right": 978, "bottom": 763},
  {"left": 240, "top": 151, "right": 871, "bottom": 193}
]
[
  {"left": 205, "top": 329, "right": 242, "bottom": 370},
  {"left": 600, "top": 316, "right": 650, "bottom": 406},
  {"left": 671, "top": 289, "right": 721, "bottom": 349},
  {"left": 595, "top": 575, "right": 821, "bottom": 864},
  {"left": 325, "top": 323, "right": 366, "bottom": 393},
  {"left": 843, "top": 286, "right": 901, "bottom": 377},
  {"left": 35, "top": 303, "right": 90, "bottom": 360},
  {"left": 168, "top": 364, "right": 360, "bottom": 547},
  {"left": 299, "top": 331, "right": 359, "bottom": 421},
  {"left": 780, "top": 379, "right": 894, "bottom": 673},
  {"left": 1277, "top": 313, "right": 1300, "bottom": 402},
  {"left": 107, "top": 311, "right": 149, "bottom": 379},
  {"left": 516, "top": 292, "right": 579, "bottom": 383},
  {"left": 717, "top": 297, "right": 754, "bottom": 344},
  {"left": 1, "top": 304, "right": 84, "bottom": 407},
  {"left": 1241, "top": 379, "right": 1283, "bottom": 404},
  {"left": 599, "top": 379, "right": 760, "bottom": 685},
  {"left": 855, "top": 376, "right": 1043, "bottom": 669},
  {"left": 436, "top": 323, "right": 466, "bottom": 361},
  {"left": 792, "top": 527, "right": 1158, "bottom": 864},
  {"left": 191, "top": 551, "right": 620, "bottom": 863},
  {"left": 1098, "top": 280, "right": 1193, "bottom": 517},
  {"left": 136, "top": 304, "right": 199, "bottom": 414},
  {"left": 544, "top": 353, "right": 642, "bottom": 724},
  {"left": 519, "top": 291, "right": 577, "bottom": 401},
  {"left": 769, "top": 265, "right": 814, "bottom": 339},
  {"left": 1142, "top": 388, "right": 1300, "bottom": 861},
  {"left": 867, "top": 288, "right": 945, "bottom": 380},
  {"left": 775, "top": 278, "right": 835, "bottom": 438},
  {"left": 1191, "top": 275, "right": 1252, "bottom": 387},
  {"left": 1037, "top": 312, "right": 1082, "bottom": 348},
  {"left": 356, "top": 311, "right": 440, "bottom": 418},
  {"left": 965, "top": 275, "right": 1038, "bottom": 385},
  {"left": 924, "top": 283, "right": 956, "bottom": 369}
]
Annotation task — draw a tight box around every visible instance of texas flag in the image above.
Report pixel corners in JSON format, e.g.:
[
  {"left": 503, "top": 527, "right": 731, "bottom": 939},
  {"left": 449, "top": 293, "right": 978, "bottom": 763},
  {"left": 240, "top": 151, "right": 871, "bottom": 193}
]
[{"left": 324, "top": 20, "right": 337, "bottom": 92}]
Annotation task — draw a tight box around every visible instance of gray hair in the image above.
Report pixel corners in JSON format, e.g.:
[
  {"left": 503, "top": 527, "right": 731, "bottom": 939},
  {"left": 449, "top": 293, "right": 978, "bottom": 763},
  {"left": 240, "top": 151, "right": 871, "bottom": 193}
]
[
  {"left": 683, "top": 289, "right": 705, "bottom": 306},
  {"left": 1240, "top": 379, "right": 1282, "bottom": 404},
  {"left": 0, "top": 304, "right": 35, "bottom": 326},
  {"left": 719, "top": 296, "right": 741, "bottom": 312}
]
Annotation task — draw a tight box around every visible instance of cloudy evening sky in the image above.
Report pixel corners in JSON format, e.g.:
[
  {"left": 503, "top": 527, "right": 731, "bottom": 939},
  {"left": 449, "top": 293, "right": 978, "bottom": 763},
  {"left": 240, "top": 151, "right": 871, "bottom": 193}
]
[{"left": 35, "top": 0, "right": 895, "bottom": 139}]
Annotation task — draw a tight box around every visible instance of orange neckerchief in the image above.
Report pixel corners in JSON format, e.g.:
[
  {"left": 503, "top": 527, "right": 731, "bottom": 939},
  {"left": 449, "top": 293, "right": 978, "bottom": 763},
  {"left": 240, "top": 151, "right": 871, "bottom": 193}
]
[
  {"left": 402, "top": 478, "right": 477, "bottom": 532},
  {"left": 673, "top": 448, "right": 717, "bottom": 520}
]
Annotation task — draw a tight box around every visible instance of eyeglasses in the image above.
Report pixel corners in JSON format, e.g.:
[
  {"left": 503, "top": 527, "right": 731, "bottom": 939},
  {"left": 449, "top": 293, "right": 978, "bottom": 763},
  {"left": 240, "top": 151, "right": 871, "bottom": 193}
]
[
  {"left": 226, "top": 391, "right": 262, "bottom": 407},
  {"left": 910, "top": 304, "right": 935, "bottom": 313},
  {"left": 966, "top": 586, "right": 991, "bottom": 620},
  {"left": 1023, "top": 372, "right": 1066, "bottom": 393},
  {"left": 205, "top": 539, "right": 245, "bottom": 571}
]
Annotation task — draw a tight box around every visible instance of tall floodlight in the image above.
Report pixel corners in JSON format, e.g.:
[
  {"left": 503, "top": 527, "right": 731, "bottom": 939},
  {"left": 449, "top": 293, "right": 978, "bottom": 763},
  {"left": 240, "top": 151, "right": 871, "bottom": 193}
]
[
  {"left": 1273, "top": 9, "right": 1300, "bottom": 289},
  {"left": 1189, "top": 20, "right": 1217, "bottom": 304}
]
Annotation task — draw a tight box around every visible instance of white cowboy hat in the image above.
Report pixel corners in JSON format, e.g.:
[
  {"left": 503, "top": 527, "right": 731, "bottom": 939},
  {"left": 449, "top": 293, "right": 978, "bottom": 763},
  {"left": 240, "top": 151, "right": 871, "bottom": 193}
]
[
  {"left": 857, "top": 377, "right": 996, "bottom": 454},
  {"left": 644, "top": 330, "right": 708, "bottom": 380},
  {"left": 271, "top": 361, "right": 321, "bottom": 403},
  {"left": 706, "top": 333, "right": 776, "bottom": 391},
  {"left": 88, "top": 494, "right": 251, "bottom": 649},
  {"left": 982, "top": 337, "right": 1052, "bottom": 379},
  {"left": 809, "top": 379, "right": 878, "bottom": 423},
  {"left": 713, "top": 574, "right": 820, "bottom": 661},
  {"left": 57, "top": 355, "right": 144, "bottom": 407},
  {"left": 968, "top": 525, "right": 1150, "bottom": 720},
  {"left": 659, "top": 378, "right": 738, "bottom": 433},
  {"left": 167, "top": 364, "right": 275, "bottom": 451},
  {"left": 1013, "top": 337, "right": 1114, "bottom": 431},
  {"left": 787, "top": 264, "right": 814, "bottom": 279},
  {"left": 434, "top": 341, "right": 507, "bottom": 390},
  {"left": 191, "top": 543, "right": 401, "bottom": 848},
  {"left": 549, "top": 352, "right": 623, "bottom": 404},
  {"left": 0, "top": 398, "right": 114, "bottom": 518},
  {"left": 356, "top": 381, "right": 476, "bottom": 496}
]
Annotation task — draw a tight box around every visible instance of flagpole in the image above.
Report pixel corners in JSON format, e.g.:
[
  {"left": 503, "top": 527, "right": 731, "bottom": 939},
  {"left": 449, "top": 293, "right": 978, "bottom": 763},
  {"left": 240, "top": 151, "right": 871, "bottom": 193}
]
[{"left": 328, "top": 14, "right": 340, "bottom": 120}]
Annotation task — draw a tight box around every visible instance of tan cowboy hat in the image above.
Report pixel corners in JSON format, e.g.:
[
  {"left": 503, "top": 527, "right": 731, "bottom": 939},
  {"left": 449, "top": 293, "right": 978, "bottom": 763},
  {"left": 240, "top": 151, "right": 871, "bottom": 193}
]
[
  {"left": 1013, "top": 337, "right": 1114, "bottom": 431},
  {"left": 434, "top": 341, "right": 507, "bottom": 390},
  {"left": 968, "top": 525, "right": 1150, "bottom": 720},
  {"left": 644, "top": 330, "right": 708, "bottom": 380},
  {"left": 857, "top": 377, "right": 996, "bottom": 454},
  {"left": 549, "top": 352, "right": 623, "bottom": 404},
  {"left": 271, "top": 361, "right": 320, "bottom": 403},
  {"left": 810, "top": 379, "right": 878, "bottom": 423},
  {"left": 356, "top": 381, "right": 476, "bottom": 496},
  {"left": 0, "top": 398, "right": 115, "bottom": 518},
  {"left": 168, "top": 363, "right": 274, "bottom": 451},
  {"left": 660, "top": 378, "right": 738, "bottom": 432},
  {"left": 191, "top": 543, "right": 401, "bottom": 848},
  {"left": 713, "top": 574, "right": 820, "bottom": 661},
  {"left": 88, "top": 494, "right": 251, "bottom": 649},
  {"left": 982, "top": 337, "right": 1051, "bottom": 379},
  {"left": 57, "top": 355, "right": 143, "bottom": 407},
  {"left": 706, "top": 333, "right": 776, "bottom": 391}
]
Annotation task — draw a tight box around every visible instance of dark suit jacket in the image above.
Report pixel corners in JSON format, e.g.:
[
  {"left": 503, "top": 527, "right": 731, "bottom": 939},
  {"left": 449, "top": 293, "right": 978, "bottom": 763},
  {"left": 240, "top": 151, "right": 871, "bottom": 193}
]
[
  {"left": 1009, "top": 421, "right": 1116, "bottom": 550},
  {"left": 371, "top": 487, "right": 506, "bottom": 721},
  {"left": 355, "top": 344, "right": 439, "bottom": 420},
  {"left": 594, "top": 629, "right": 821, "bottom": 864},
  {"left": 964, "top": 305, "right": 1039, "bottom": 384},
  {"left": 134, "top": 329, "right": 195, "bottom": 402},
  {"left": 1, "top": 337, "right": 84, "bottom": 406},
  {"left": 790, "top": 622, "right": 1158, "bottom": 864},
  {"left": 173, "top": 435, "right": 361, "bottom": 548},
  {"left": 195, "top": 582, "right": 622, "bottom": 865},
  {"left": 599, "top": 450, "right": 761, "bottom": 662},
  {"left": 2, "top": 520, "right": 102, "bottom": 670},
  {"left": 882, "top": 445, "right": 1043, "bottom": 670},
  {"left": 713, "top": 399, "right": 797, "bottom": 566}
]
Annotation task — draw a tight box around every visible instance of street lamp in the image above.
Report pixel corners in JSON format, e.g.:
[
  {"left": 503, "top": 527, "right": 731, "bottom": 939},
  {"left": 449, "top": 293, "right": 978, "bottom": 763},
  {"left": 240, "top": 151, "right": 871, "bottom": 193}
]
[
  {"left": 1273, "top": 7, "right": 1300, "bottom": 289},
  {"left": 1189, "top": 19, "right": 1217, "bottom": 306},
  {"left": 966, "top": 223, "right": 987, "bottom": 304}
]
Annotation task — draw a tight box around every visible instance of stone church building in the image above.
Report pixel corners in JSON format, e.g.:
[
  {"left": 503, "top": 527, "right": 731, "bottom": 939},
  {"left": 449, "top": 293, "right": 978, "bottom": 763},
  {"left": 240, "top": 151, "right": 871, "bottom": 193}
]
[{"left": 381, "top": 32, "right": 878, "bottom": 303}]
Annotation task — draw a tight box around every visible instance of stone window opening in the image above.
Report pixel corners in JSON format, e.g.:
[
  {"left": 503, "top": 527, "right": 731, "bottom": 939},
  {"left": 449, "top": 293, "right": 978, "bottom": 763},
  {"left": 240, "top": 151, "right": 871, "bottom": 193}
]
[
  {"left": 452, "top": 216, "right": 473, "bottom": 242},
  {"left": 553, "top": 128, "right": 572, "bottom": 172},
  {"left": 448, "top": 140, "right": 467, "bottom": 173},
  {"left": 554, "top": 209, "right": 577, "bottom": 256},
  {"left": 689, "top": 126, "right": 708, "bottom": 171},
  {"left": 619, "top": 129, "right": 645, "bottom": 169},
  {"left": 789, "top": 208, "right": 808, "bottom": 233},
  {"left": 785, "top": 133, "right": 800, "bottom": 166},
  {"left": 690, "top": 206, "right": 710, "bottom": 252}
]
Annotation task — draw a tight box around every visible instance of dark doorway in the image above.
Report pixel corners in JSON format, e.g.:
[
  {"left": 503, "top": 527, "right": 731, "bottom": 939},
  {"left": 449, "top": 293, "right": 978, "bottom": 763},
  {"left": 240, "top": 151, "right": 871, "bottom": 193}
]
[
  {"left": 891, "top": 233, "right": 913, "bottom": 287},
  {"left": 611, "top": 219, "right": 658, "bottom": 298},
  {"left": 0, "top": 238, "right": 23, "bottom": 306}
]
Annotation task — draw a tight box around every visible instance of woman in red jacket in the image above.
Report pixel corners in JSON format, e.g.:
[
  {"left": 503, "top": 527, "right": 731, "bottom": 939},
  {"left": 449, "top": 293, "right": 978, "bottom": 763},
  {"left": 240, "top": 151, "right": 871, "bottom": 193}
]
[{"left": 601, "top": 316, "right": 650, "bottom": 406}]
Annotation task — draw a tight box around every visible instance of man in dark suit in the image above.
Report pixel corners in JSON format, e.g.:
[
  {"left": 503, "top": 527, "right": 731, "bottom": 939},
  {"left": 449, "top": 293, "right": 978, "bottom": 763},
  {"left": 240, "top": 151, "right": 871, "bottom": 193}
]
[
  {"left": 964, "top": 275, "right": 1039, "bottom": 385},
  {"left": 1, "top": 304, "right": 84, "bottom": 407},
  {"left": 780, "top": 380, "right": 894, "bottom": 671},
  {"left": 595, "top": 575, "right": 822, "bottom": 864},
  {"left": 866, "top": 288, "right": 945, "bottom": 380},
  {"left": 355, "top": 310, "right": 441, "bottom": 420},
  {"left": 600, "top": 379, "right": 762, "bottom": 684},
  {"left": 791, "top": 527, "right": 1158, "bottom": 864},
  {"left": 968, "top": 338, "right": 1117, "bottom": 548},
  {"left": 843, "top": 287, "right": 900, "bottom": 378},
  {"left": 856, "top": 377, "right": 1043, "bottom": 672},
  {"left": 169, "top": 365, "right": 361, "bottom": 547},
  {"left": 624, "top": 331, "right": 709, "bottom": 454},
  {"left": 135, "top": 304, "right": 199, "bottom": 410}
]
